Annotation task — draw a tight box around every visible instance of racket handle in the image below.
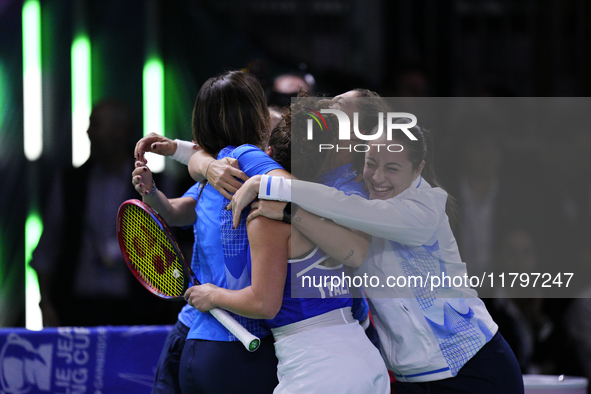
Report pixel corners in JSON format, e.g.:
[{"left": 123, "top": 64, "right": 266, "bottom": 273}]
[{"left": 209, "top": 308, "right": 261, "bottom": 352}]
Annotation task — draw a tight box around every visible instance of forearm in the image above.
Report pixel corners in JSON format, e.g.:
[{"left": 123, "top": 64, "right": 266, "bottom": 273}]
[
  {"left": 210, "top": 286, "right": 278, "bottom": 320},
  {"left": 188, "top": 150, "right": 215, "bottom": 182},
  {"left": 291, "top": 208, "right": 369, "bottom": 267},
  {"left": 194, "top": 218, "right": 287, "bottom": 320},
  {"left": 142, "top": 192, "right": 196, "bottom": 227}
]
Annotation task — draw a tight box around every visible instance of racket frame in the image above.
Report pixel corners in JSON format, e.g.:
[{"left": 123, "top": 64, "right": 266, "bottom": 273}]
[
  {"left": 117, "top": 199, "right": 261, "bottom": 352},
  {"left": 117, "top": 199, "right": 195, "bottom": 300}
]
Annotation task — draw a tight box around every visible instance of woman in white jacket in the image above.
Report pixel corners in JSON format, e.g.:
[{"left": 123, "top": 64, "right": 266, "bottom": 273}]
[{"left": 229, "top": 119, "right": 524, "bottom": 394}]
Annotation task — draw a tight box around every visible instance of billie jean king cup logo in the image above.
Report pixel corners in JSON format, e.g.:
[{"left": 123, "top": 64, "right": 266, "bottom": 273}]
[
  {"left": 304, "top": 108, "right": 418, "bottom": 152},
  {"left": 0, "top": 334, "right": 52, "bottom": 393}
]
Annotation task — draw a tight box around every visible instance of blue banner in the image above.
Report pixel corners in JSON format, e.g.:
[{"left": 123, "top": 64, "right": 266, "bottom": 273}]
[{"left": 0, "top": 325, "right": 170, "bottom": 394}]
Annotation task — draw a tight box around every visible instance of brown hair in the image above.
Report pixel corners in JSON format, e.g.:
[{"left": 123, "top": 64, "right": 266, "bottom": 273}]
[
  {"left": 267, "top": 93, "right": 336, "bottom": 181},
  {"left": 388, "top": 118, "right": 459, "bottom": 225},
  {"left": 266, "top": 119, "right": 291, "bottom": 173},
  {"left": 192, "top": 70, "right": 269, "bottom": 157}
]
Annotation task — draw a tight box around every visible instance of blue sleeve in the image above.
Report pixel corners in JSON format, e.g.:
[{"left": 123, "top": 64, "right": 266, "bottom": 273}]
[
  {"left": 182, "top": 182, "right": 202, "bottom": 201},
  {"left": 232, "top": 144, "right": 283, "bottom": 177}
]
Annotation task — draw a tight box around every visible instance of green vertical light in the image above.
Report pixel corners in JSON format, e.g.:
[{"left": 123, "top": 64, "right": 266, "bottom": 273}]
[
  {"left": 25, "top": 212, "right": 43, "bottom": 330},
  {"left": 143, "top": 56, "right": 165, "bottom": 172},
  {"left": 22, "top": 0, "right": 43, "bottom": 161},
  {"left": 71, "top": 35, "right": 92, "bottom": 168}
]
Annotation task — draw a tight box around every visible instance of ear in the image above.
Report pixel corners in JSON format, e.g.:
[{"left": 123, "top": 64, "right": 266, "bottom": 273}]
[{"left": 265, "top": 145, "right": 273, "bottom": 157}]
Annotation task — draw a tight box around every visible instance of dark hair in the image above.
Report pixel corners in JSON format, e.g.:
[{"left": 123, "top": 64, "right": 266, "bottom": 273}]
[
  {"left": 267, "top": 121, "right": 291, "bottom": 172},
  {"left": 349, "top": 89, "right": 391, "bottom": 171},
  {"left": 267, "top": 94, "right": 336, "bottom": 182},
  {"left": 353, "top": 89, "right": 391, "bottom": 132},
  {"left": 192, "top": 70, "right": 269, "bottom": 157},
  {"left": 388, "top": 118, "right": 458, "bottom": 224}
]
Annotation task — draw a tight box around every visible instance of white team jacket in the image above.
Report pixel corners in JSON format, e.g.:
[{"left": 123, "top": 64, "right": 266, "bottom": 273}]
[{"left": 258, "top": 174, "right": 498, "bottom": 382}]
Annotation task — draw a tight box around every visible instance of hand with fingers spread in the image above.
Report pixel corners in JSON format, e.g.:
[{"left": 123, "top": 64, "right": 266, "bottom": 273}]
[
  {"left": 134, "top": 133, "right": 177, "bottom": 164},
  {"left": 246, "top": 200, "right": 286, "bottom": 223},
  {"left": 205, "top": 157, "right": 249, "bottom": 200},
  {"left": 184, "top": 284, "right": 219, "bottom": 312},
  {"left": 227, "top": 175, "right": 263, "bottom": 228}
]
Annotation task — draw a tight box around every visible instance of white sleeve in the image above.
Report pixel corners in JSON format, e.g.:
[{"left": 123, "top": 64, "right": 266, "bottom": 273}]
[
  {"left": 258, "top": 175, "right": 292, "bottom": 202},
  {"left": 259, "top": 175, "right": 443, "bottom": 246}
]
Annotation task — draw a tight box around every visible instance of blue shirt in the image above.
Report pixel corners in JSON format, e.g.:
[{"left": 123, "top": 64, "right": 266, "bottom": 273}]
[
  {"left": 317, "top": 162, "right": 368, "bottom": 199},
  {"left": 263, "top": 247, "right": 353, "bottom": 329},
  {"left": 186, "top": 144, "right": 283, "bottom": 341}
]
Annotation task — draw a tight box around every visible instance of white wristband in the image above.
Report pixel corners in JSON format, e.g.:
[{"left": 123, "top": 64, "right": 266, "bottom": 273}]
[
  {"left": 170, "top": 139, "right": 196, "bottom": 165},
  {"left": 258, "top": 175, "right": 292, "bottom": 202}
]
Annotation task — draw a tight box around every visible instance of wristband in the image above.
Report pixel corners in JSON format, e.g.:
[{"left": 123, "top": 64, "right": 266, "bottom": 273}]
[
  {"left": 258, "top": 175, "right": 292, "bottom": 202},
  {"left": 171, "top": 139, "right": 196, "bottom": 165}
]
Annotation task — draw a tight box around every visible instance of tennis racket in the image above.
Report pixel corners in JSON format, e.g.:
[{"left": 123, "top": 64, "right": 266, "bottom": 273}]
[{"left": 116, "top": 199, "right": 260, "bottom": 352}]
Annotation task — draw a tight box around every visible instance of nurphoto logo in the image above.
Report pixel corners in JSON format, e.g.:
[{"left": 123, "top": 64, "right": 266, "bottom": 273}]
[{"left": 305, "top": 109, "right": 418, "bottom": 152}]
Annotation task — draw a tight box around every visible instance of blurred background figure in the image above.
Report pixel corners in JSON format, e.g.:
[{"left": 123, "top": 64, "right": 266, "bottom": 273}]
[
  {"left": 486, "top": 225, "right": 582, "bottom": 377},
  {"left": 444, "top": 111, "right": 543, "bottom": 279},
  {"left": 446, "top": 113, "right": 508, "bottom": 281},
  {"left": 30, "top": 100, "right": 178, "bottom": 327},
  {"left": 539, "top": 112, "right": 591, "bottom": 275}
]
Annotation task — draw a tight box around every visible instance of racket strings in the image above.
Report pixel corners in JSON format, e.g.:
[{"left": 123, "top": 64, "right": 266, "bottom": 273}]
[{"left": 121, "top": 206, "right": 186, "bottom": 298}]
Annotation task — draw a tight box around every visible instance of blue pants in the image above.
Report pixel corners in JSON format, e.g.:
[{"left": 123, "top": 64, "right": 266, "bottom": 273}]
[
  {"left": 179, "top": 335, "right": 278, "bottom": 394},
  {"left": 152, "top": 320, "right": 189, "bottom": 394},
  {"left": 395, "top": 332, "right": 524, "bottom": 394}
]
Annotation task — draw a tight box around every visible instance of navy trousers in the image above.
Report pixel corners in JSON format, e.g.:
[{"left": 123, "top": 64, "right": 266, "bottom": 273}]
[
  {"left": 179, "top": 335, "right": 278, "bottom": 394},
  {"left": 395, "top": 331, "right": 524, "bottom": 394}
]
